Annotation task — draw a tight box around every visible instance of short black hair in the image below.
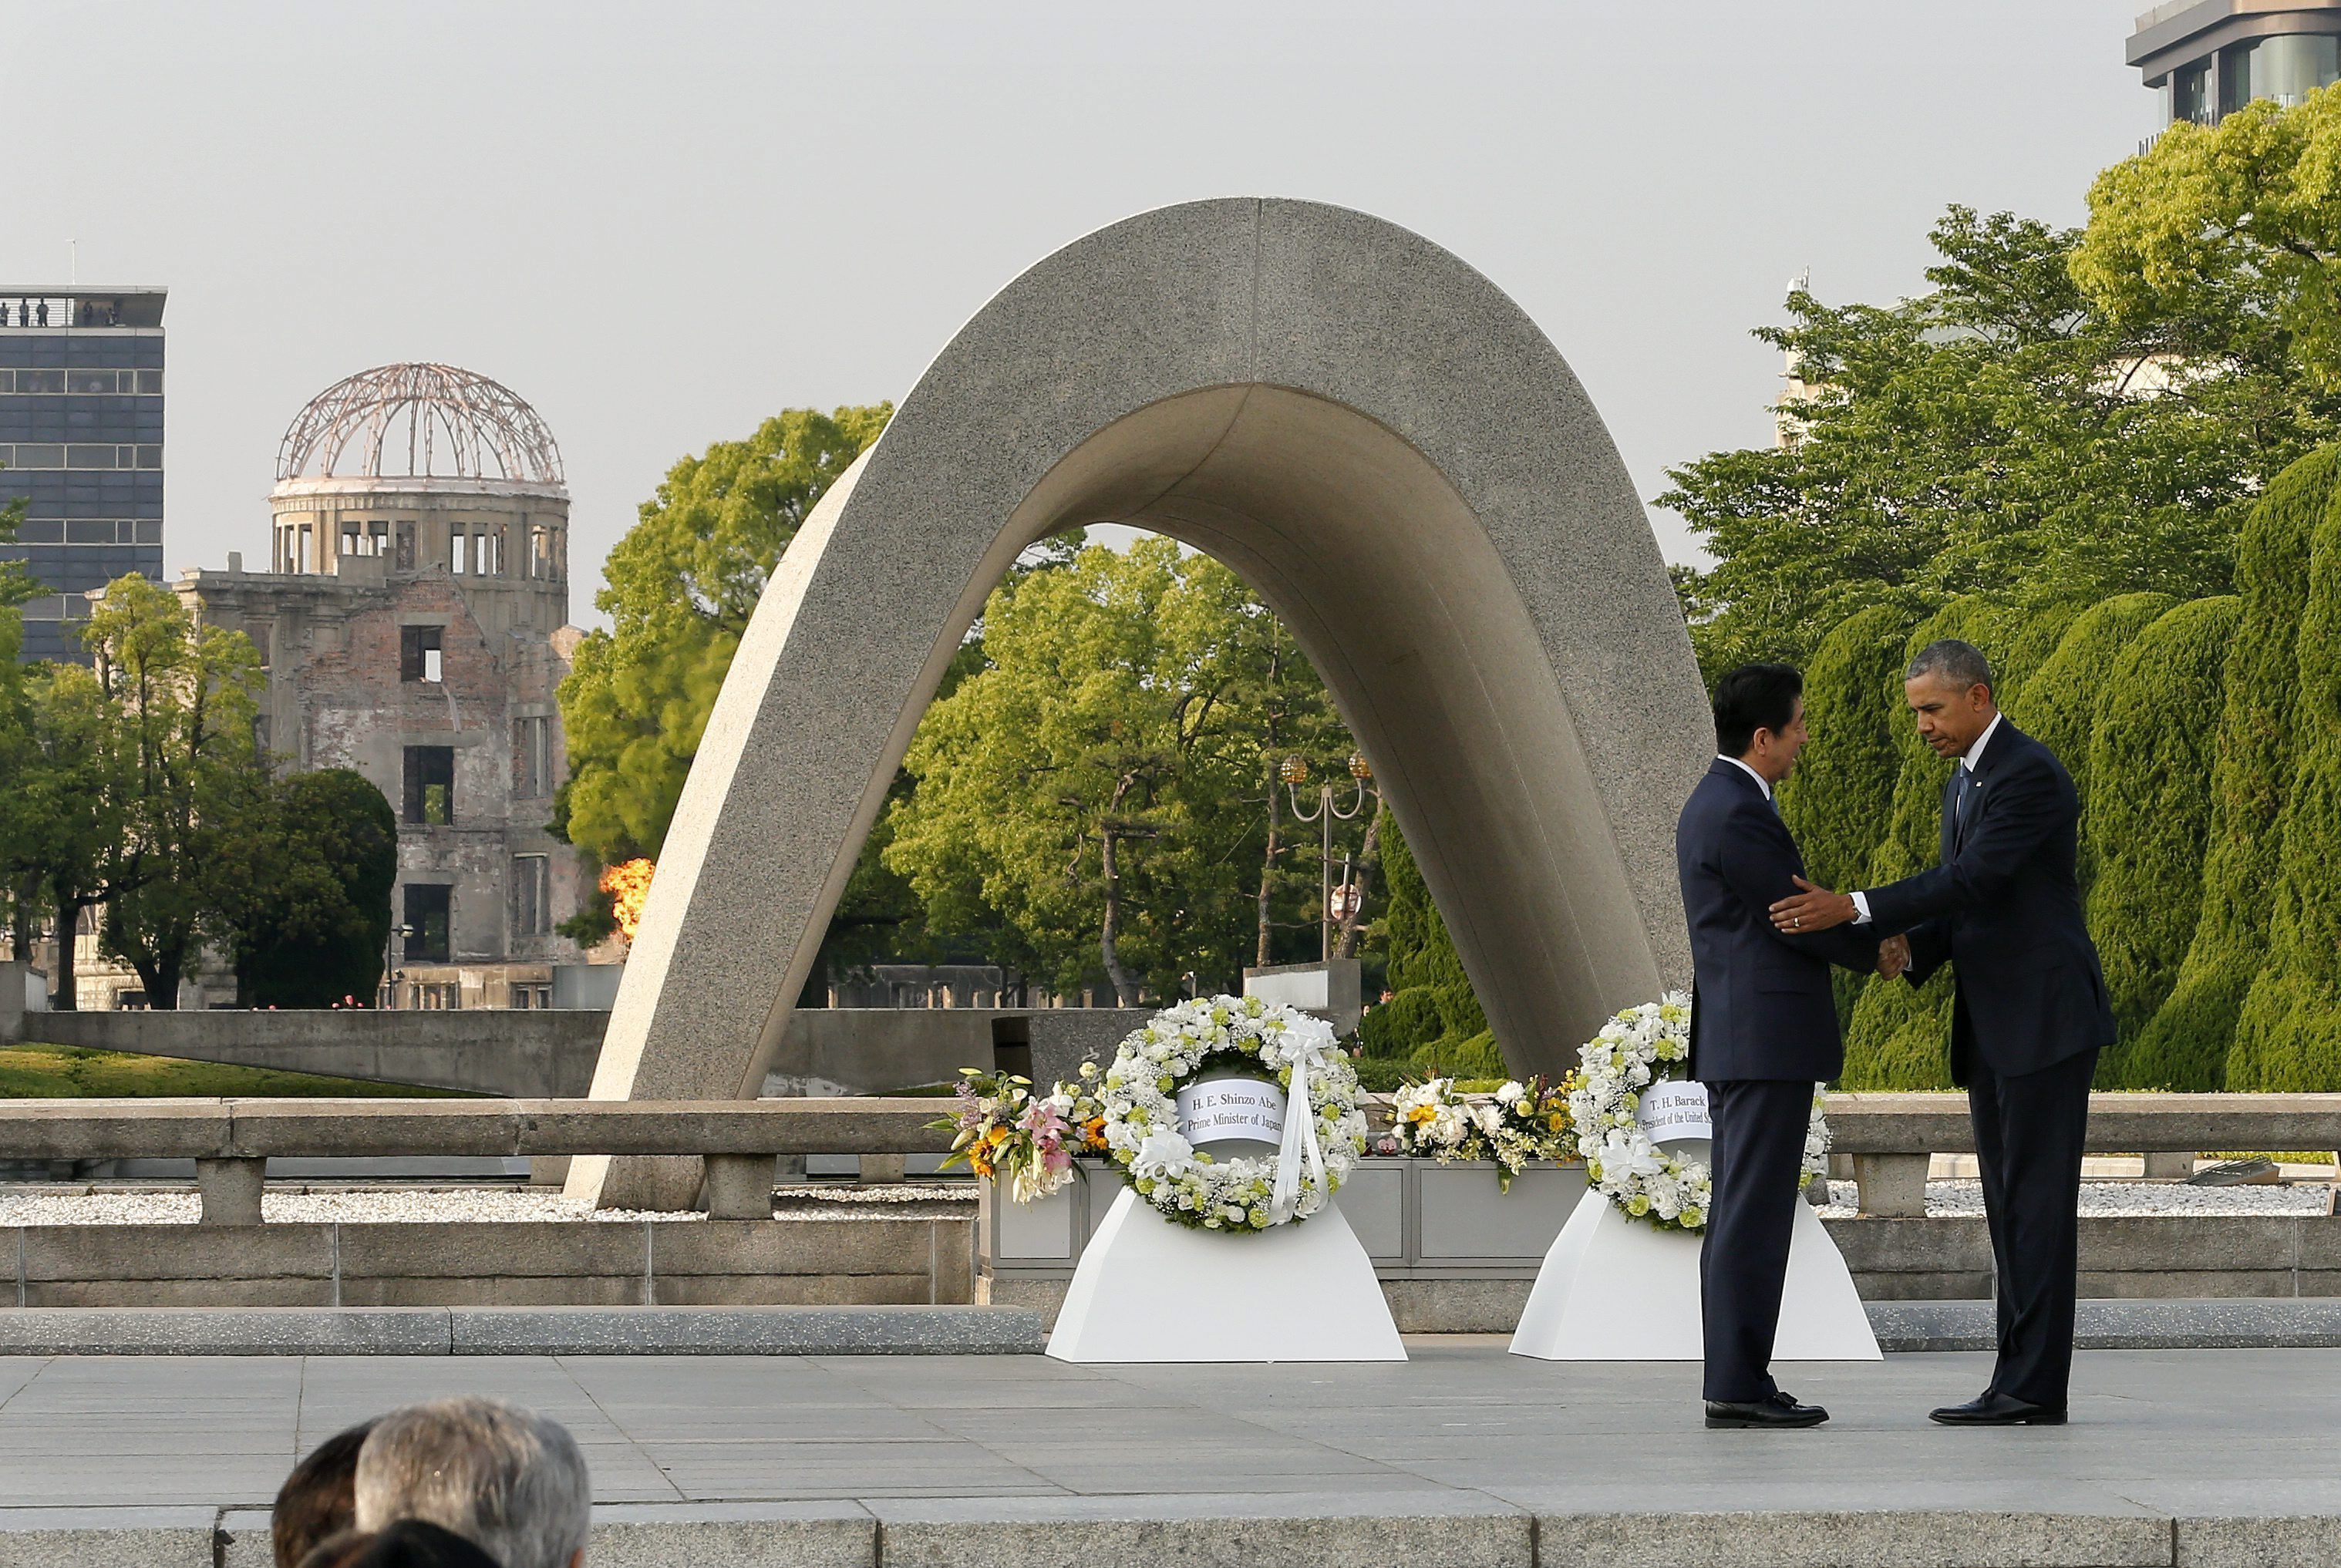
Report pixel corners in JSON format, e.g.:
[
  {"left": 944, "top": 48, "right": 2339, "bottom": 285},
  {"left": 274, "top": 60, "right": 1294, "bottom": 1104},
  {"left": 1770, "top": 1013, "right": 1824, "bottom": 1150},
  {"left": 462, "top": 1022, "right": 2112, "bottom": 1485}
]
[
  {"left": 1905, "top": 638, "right": 1995, "bottom": 696},
  {"left": 1713, "top": 663, "right": 1803, "bottom": 758}
]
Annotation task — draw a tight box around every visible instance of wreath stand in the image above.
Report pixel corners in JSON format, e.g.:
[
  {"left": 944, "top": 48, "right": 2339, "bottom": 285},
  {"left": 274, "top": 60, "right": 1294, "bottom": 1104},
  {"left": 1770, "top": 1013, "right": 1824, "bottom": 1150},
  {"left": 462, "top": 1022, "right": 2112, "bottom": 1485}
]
[
  {"left": 1047, "top": 1185, "right": 1407, "bottom": 1364},
  {"left": 1508, "top": 1141, "right": 1879, "bottom": 1363}
]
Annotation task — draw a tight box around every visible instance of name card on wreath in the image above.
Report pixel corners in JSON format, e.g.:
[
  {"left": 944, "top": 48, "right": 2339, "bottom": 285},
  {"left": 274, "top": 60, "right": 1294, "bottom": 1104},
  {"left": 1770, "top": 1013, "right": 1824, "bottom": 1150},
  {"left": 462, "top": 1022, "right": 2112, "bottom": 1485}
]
[
  {"left": 1177, "top": 1075, "right": 1288, "bottom": 1147},
  {"left": 1635, "top": 1080, "right": 1712, "bottom": 1146}
]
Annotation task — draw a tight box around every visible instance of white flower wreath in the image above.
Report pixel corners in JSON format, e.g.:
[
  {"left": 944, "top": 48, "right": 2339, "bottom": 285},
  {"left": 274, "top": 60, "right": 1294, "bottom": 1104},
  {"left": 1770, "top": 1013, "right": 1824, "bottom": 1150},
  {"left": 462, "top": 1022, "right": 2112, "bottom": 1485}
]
[
  {"left": 1564, "top": 991, "right": 1829, "bottom": 1233},
  {"left": 1098, "top": 994, "right": 1369, "bottom": 1232}
]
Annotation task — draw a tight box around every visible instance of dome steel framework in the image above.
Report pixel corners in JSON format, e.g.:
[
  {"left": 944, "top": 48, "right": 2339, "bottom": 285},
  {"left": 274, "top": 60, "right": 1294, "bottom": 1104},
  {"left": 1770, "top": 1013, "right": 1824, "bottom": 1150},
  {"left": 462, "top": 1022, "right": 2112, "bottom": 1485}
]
[{"left": 276, "top": 362, "right": 565, "bottom": 486}]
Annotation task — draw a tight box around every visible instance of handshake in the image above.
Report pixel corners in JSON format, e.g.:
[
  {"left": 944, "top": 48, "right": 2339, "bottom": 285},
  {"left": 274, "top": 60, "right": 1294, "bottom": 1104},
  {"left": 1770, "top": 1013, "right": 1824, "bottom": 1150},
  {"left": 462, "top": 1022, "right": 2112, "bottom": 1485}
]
[{"left": 1768, "top": 875, "right": 1910, "bottom": 979}]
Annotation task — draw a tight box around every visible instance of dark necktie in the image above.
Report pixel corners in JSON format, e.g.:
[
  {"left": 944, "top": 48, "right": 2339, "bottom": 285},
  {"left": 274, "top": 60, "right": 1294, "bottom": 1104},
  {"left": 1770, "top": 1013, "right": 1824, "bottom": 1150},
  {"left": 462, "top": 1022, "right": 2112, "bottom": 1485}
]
[{"left": 1953, "top": 766, "right": 1976, "bottom": 845}]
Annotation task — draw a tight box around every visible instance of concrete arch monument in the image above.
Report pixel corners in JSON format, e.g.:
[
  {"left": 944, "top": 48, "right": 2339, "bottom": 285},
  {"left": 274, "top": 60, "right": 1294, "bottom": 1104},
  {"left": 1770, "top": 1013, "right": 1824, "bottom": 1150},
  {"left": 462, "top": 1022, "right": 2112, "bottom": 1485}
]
[{"left": 569, "top": 198, "right": 1712, "bottom": 1210}]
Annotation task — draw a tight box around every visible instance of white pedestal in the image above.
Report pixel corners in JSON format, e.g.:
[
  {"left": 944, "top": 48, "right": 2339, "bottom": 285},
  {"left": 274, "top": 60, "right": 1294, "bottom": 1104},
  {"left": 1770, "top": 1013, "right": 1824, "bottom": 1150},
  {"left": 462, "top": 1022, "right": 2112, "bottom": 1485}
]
[
  {"left": 1046, "top": 1186, "right": 1406, "bottom": 1363},
  {"left": 1508, "top": 1187, "right": 1880, "bottom": 1362}
]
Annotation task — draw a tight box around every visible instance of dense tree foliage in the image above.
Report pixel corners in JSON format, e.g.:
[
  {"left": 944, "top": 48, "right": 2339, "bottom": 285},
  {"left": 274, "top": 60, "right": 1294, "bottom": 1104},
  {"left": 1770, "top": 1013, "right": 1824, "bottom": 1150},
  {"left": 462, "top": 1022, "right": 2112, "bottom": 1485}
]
[
  {"left": 1669, "top": 183, "right": 2341, "bottom": 681},
  {"left": 2132, "top": 450, "right": 2338, "bottom": 1087},
  {"left": 2228, "top": 467, "right": 2341, "bottom": 1090},
  {"left": 211, "top": 769, "right": 398, "bottom": 1008},
  {"left": 882, "top": 538, "right": 1372, "bottom": 1004},
  {"left": 1353, "top": 816, "right": 1501, "bottom": 1086},
  {"left": 2076, "top": 86, "right": 2341, "bottom": 393},
  {"left": 558, "top": 406, "right": 892, "bottom": 866},
  {"left": 2083, "top": 596, "right": 2240, "bottom": 1085}
]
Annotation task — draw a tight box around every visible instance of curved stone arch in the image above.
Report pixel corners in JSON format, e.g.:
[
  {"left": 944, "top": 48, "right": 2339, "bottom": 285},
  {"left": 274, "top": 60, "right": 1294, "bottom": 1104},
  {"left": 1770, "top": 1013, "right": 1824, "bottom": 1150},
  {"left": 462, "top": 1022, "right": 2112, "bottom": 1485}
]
[{"left": 569, "top": 198, "right": 1711, "bottom": 1209}]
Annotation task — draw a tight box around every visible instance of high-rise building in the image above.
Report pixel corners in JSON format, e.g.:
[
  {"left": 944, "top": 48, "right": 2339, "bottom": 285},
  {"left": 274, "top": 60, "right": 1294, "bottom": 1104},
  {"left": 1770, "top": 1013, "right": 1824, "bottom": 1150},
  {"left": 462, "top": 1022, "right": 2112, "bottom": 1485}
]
[
  {"left": 2129, "top": 2, "right": 2341, "bottom": 123},
  {"left": 0, "top": 287, "right": 166, "bottom": 664}
]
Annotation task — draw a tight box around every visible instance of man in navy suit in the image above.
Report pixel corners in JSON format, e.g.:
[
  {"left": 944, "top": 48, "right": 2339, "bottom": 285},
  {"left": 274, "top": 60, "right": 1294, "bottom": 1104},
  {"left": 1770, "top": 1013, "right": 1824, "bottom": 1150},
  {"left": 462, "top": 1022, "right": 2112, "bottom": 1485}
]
[
  {"left": 1678, "top": 663, "right": 1893, "bottom": 1429},
  {"left": 1769, "top": 639, "right": 2114, "bottom": 1426}
]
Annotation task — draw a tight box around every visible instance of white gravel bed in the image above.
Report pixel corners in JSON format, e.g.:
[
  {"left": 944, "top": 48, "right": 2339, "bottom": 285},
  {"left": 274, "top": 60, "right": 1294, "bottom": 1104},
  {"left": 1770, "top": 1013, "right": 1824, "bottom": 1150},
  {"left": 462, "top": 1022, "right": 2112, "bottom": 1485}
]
[
  {"left": 0, "top": 1182, "right": 976, "bottom": 1226},
  {"left": 1819, "top": 1179, "right": 2335, "bottom": 1219}
]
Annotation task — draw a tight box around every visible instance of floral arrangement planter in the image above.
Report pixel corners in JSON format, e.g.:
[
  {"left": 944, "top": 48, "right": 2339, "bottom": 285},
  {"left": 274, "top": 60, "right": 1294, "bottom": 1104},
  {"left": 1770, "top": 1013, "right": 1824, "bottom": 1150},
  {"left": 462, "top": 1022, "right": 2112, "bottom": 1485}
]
[{"left": 981, "top": 1155, "right": 1588, "bottom": 1283}]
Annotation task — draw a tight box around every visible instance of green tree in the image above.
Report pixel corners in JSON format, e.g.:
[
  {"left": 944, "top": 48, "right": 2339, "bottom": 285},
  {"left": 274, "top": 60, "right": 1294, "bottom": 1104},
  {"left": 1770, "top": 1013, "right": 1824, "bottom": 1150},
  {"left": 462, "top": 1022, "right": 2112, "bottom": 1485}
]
[
  {"left": 211, "top": 769, "right": 398, "bottom": 1008},
  {"left": 884, "top": 539, "right": 1275, "bottom": 1002},
  {"left": 2075, "top": 85, "right": 2341, "bottom": 391},
  {"left": 2131, "top": 449, "right": 2339, "bottom": 1088},
  {"left": 2227, "top": 471, "right": 2341, "bottom": 1089},
  {"left": 79, "top": 577, "right": 264, "bottom": 1008},
  {"left": 2081, "top": 596, "right": 2243, "bottom": 1085},
  {"left": 1354, "top": 814, "right": 1501, "bottom": 1084},
  {"left": 5, "top": 661, "right": 130, "bottom": 1008},
  {"left": 1667, "top": 200, "right": 2341, "bottom": 680},
  {"left": 558, "top": 405, "right": 891, "bottom": 866}
]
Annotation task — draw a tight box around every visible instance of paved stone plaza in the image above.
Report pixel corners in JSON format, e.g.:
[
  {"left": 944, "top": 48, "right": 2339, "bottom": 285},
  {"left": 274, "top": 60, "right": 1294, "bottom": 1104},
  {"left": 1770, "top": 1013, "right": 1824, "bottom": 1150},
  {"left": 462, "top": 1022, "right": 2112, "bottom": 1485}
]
[{"left": 0, "top": 1341, "right": 2335, "bottom": 1564}]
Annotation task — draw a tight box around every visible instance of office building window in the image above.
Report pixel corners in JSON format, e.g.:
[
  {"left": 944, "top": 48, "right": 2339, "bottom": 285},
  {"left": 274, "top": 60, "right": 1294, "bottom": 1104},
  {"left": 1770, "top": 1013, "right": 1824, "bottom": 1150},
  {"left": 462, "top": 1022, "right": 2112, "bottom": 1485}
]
[
  {"left": 400, "top": 624, "right": 443, "bottom": 682},
  {"left": 514, "top": 853, "right": 551, "bottom": 937},
  {"left": 404, "top": 745, "right": 455, "bottom": 826},
  {"left": 403, "top": 883, "right": 452, "bottom": 964}
]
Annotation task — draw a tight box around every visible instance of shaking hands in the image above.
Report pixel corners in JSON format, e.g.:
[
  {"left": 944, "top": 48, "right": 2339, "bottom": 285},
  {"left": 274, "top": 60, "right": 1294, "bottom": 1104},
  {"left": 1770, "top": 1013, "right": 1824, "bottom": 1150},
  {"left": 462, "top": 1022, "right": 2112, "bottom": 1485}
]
[
  {"left": 1768, "top": 875, "right": 1858, "bottom": 934},
  {"left": 1767, "top": 875, "right": 1911, "bottom": 978}
]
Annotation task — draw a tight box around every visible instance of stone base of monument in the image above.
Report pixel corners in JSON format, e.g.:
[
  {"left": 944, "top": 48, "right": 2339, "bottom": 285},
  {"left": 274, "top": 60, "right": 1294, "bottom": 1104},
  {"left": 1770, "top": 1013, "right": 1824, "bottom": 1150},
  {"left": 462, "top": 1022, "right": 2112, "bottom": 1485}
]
[
  {"left": 1507, "top": 1187, "right": 1881, "bottom": 1362},
  {"left": 1046, "top": 1186, "right": 1406, "bottom": 1363}
]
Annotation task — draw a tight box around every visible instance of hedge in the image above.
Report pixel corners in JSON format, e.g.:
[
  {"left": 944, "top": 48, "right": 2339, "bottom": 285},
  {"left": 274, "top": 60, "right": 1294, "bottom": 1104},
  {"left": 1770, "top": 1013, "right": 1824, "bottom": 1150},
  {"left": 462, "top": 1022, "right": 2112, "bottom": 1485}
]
[
  {"left": 1356, "top": 814, "right": 1495, "bottom": 1078},
  {"left": 2081, "top": 597, "right": 2243, "bottom": 1085},
  {"left": 1776, "top": 604, "right": 1921, "bottom": 1029},
  {"left": 2133, "top": 448, "right": 2341, "bottom": 1089},
  {"left": 2228, "top": 464, "right": 2341, "bottom": 1091},
  {"left": 2014, "top": 592, "right": 2175, "bottom": 900}
]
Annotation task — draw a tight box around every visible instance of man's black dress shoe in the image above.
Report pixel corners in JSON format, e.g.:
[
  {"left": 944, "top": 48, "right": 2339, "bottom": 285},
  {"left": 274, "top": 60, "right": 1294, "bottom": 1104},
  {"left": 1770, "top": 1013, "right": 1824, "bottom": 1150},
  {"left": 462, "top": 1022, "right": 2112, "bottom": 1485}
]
[
  {"left": 1928, "top": 1393, "right": 2066, "bottom": 1426},
  {"left": 1704, "top": 1391, "right": 1829, "bottom": 1428}
]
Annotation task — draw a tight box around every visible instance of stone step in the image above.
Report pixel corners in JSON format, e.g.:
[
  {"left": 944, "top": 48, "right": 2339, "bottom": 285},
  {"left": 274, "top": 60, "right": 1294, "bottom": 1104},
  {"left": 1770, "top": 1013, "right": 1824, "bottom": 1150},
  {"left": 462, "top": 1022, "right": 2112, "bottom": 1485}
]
[
  {"left": 0, "top": 1304, "right": 1044, "bottom": 1356},
  {"left": 0, "top": 1495, "right": 2318, "bottom": 1568}
]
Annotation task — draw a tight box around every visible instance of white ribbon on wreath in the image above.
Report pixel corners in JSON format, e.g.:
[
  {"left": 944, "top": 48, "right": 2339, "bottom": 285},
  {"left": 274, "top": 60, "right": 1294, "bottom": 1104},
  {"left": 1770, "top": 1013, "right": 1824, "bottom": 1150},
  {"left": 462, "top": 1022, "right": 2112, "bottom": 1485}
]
[{"left": 1269, "top": 1029, "right": 1333, "bottom": 1223}]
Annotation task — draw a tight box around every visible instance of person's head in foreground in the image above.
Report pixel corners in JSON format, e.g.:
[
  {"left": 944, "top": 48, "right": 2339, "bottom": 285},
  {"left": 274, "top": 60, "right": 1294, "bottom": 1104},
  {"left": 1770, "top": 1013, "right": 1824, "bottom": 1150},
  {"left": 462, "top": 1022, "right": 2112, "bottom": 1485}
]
[
  {"left": 299, "top": 1519, "right": 505, "bottom": 1568},
  {"left": 351, "top": 1396, "right": 591, "bottom": 1568},
  {"left": 273, "top": 1418, "right": 378, "bottom": 1567}
]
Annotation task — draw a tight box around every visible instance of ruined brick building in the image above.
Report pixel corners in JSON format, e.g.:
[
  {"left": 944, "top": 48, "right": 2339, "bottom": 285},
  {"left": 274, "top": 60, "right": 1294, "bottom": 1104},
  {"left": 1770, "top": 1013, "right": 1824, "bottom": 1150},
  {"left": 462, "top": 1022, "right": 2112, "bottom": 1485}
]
[{"left": 176, "top": 363, "right": 601, "bottom": 1008}]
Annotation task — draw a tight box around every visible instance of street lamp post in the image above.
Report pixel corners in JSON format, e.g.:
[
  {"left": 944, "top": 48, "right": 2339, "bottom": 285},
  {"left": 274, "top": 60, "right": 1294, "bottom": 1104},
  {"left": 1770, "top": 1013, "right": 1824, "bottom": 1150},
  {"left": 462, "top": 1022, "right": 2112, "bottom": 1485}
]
[{"left": 1281, "top": 752, "right": 1374, "bottom": 961}]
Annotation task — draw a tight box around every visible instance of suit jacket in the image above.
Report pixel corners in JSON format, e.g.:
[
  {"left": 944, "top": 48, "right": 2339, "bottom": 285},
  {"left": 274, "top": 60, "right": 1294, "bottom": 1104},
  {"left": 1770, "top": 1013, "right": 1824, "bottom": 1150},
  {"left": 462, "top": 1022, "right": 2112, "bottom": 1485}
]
[
  {"left": 1862, "top": 718, "right": 2115, "bottom": 1081},
  {"left": 1677, "top": 758, "right": 1880, "bottom": 1082}
]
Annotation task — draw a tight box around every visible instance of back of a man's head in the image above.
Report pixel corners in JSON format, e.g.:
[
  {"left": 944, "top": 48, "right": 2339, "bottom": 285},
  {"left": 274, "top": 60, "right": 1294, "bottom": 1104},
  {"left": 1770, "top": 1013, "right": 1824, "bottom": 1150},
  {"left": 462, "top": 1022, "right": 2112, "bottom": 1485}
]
[
  {"left": 275, "top": 1419, "right": 378, "bottom": 1567},
  {"left": 353, "top": 1398, "right": 591, "bottom": 1568}
]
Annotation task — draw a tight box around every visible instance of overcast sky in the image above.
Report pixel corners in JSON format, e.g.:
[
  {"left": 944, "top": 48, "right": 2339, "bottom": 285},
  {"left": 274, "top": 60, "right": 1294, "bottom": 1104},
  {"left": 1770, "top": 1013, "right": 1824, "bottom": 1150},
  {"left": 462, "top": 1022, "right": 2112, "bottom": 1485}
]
[{"left": 11, "top": 1, "right": 2157, "bottom": 628}]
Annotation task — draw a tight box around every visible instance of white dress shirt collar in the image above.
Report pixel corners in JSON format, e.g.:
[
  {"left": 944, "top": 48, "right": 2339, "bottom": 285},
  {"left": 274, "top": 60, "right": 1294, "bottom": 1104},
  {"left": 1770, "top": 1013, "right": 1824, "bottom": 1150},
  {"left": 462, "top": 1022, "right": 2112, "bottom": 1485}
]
[
  {"left": 1719, "top": 755, "right": 1772, "bottom": 801},
  {"left": 1962, "top": 712, "right": 2005, "bottom": 772}
]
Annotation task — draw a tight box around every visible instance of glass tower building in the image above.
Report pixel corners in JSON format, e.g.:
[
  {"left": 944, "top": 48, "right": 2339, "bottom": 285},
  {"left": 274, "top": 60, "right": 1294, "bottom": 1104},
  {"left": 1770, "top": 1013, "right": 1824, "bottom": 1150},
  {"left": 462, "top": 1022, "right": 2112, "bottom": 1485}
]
[
  {"left": 0, "top": 286, "right": 166, "bottom": 664},
  {"left": 2130, "top": 2, "right": 2341, "bottom": 124}
]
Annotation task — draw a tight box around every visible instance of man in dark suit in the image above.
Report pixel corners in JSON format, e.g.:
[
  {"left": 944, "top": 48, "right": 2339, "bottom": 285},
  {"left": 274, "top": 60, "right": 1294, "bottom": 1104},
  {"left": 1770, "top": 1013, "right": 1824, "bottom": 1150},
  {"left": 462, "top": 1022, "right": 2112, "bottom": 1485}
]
[
  {"left": 1768, "top": 639, "right": 2114, "bottom": 1426},
  {"left": 1679, "top": 663, "right": 1892, "bottom": 1429}
]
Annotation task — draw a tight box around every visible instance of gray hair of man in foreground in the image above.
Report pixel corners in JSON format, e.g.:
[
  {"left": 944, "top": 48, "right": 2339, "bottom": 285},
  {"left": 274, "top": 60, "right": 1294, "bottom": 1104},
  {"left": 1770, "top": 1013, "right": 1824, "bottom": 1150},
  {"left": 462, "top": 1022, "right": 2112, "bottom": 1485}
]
[{"left": 353, "top": 1397, "right": 591, "bottom": 1568}]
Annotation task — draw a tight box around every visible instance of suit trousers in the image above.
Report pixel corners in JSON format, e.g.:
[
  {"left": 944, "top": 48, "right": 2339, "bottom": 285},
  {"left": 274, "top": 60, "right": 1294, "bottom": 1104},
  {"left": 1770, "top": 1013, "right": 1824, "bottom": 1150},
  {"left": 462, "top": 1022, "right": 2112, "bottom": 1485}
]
[
  {"left": 1967, "top": 1044, "right": 2099, "bottom": 1408},
  {"left": 1699, "top": 1078, "right": 1815, "bottom": 1403}
]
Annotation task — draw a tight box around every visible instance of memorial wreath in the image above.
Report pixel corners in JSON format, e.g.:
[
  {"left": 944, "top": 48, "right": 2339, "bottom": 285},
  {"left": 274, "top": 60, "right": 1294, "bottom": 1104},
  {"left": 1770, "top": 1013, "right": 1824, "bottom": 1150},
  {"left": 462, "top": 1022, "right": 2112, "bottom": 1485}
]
[
  {"left": 1563, "top": 991, "right": 1829, "bottom": 1233},
  {"left": 1098, "top": 994, "right": 1369, "bottom": 1232}
]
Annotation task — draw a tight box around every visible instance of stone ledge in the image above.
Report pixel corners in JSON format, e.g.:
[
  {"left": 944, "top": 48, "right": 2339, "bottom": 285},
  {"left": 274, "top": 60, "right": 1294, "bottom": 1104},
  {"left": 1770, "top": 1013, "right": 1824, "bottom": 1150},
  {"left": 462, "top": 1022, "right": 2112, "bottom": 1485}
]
[
  {"left": 0, "top": 1304, "right": 1041, "bottom": 1356},
  {"left": 45, "top": 1499, "right": 2341, "bottom": 1568},
  {"left": 452, "top": 1304, "right": 1043, "bottom": 1355},
  {"left": 1869, "top": 1297, "right": 2341, "bottom": 1351}
]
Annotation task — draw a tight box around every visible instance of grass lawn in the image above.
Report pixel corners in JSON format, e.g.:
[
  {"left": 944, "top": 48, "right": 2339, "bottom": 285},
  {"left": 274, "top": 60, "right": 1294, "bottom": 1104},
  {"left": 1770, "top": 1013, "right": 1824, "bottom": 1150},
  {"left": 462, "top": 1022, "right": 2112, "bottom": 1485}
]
[{"left": 0, "top": 1042, "right": 469, "bottom": 1099}]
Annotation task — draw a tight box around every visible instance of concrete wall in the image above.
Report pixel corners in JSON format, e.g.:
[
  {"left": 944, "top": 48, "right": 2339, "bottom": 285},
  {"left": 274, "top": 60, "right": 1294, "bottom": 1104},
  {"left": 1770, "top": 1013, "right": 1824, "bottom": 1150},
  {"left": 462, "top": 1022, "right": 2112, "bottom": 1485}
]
[
  {"left": 1, "top": 1213, "right": 972, "bottom": 1307},
  {"left": 15, "top": 1009, "right": 610, "bottom": 1097},
  {"left": 7, "top": 1005, "right": 1160, "bottom": 1099}
]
